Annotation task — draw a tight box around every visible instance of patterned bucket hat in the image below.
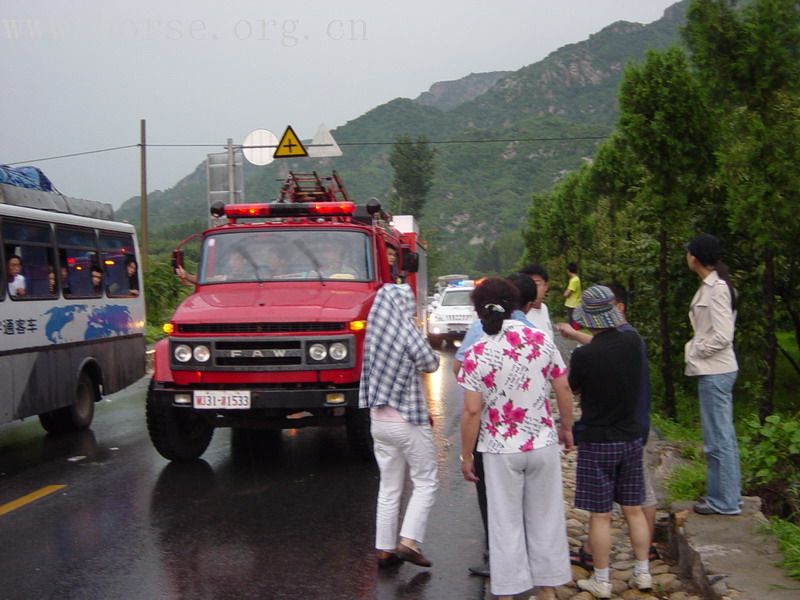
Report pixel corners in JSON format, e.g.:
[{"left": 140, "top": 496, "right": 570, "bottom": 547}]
[{"left": 573, "top": 284, "right": 624, "bottom": 329}]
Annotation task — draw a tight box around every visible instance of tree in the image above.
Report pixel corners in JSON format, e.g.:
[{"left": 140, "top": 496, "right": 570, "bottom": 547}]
[
  {"left": 388, "top": 135, "right": 436, "bottom": 217},
  {"left": 617, "top": 47, "right": 717, "bottom": 418},
  {"left": 685, "top": 0, "right": 800, "bottom": 418}
]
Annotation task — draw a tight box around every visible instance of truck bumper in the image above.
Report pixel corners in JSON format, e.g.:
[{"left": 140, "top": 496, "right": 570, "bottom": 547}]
[{"left": 149, "top": 382, "right": 362, "bottom": 429}]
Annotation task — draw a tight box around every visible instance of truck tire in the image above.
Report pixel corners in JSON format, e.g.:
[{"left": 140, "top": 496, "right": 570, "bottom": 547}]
[
  {"left": 146, "top": 381, "right": 213, "bottom": 461},
  {"left": 39, "top": 371, "right": 97, "bottom": 434},
  {"left": 346, "top": 407, "right": 373, "bottom": 459}
]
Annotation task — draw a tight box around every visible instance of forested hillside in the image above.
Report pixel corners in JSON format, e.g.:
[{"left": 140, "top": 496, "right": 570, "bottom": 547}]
[{"left": 117, "top": 1, "right": 688, "bottom": 276}]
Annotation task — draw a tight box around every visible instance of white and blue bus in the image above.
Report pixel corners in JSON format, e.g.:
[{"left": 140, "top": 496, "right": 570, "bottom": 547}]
[{"left": 1, "top": 183, "right": 146, "bottom": 433}]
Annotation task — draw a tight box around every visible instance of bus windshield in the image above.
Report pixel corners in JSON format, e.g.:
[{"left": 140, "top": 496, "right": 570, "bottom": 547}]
[{"left": 198, "top": 230, "right": 373, "bottom": 283}]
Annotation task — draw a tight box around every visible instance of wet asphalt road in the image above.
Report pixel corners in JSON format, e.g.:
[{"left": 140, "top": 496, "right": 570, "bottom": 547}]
[{"left": 0, "top": 348, "right": 491, "bottom": 600}]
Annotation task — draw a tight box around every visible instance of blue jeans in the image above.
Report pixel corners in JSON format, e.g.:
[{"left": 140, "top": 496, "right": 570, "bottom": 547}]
[{"left": 697, "top": 371, "right": 741, "bottom": 513}]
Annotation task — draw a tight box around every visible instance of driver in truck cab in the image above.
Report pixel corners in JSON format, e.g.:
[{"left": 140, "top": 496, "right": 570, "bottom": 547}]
[
  {"left": 206, "top": 247, "right": 257, "bottom": 282},
  {"left": 312, "top": 238, "right": 361, "bottom": 279}
]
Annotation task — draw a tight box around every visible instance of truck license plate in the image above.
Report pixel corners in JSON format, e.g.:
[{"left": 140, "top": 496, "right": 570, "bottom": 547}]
[{"left": 193, "top": 390, "right": 251, "bottom": 409}]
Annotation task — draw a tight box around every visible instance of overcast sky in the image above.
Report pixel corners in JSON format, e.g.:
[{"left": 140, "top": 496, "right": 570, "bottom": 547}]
[{"left": 1, "top": 1, "right": 677, "bottom": 207}]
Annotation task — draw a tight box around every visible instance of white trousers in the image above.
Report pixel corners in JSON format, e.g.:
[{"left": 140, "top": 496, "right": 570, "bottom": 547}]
[
  {"left": 371, "top": 419, "right": 439, "bottom": 551},
  {"left": 484, "top": 445, "right": 571, "bottom": 595}
]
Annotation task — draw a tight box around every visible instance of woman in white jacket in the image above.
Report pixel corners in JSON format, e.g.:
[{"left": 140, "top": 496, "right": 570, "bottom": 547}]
[{"left": 685, "top": 233, "right": 741, "bottom": 516}]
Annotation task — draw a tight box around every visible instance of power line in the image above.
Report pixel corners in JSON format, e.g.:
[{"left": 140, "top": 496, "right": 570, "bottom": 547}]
[
  {"left": 147, "top": 135, "right": 610, "bottom": 148},
  {"left": 5, "top": 144, "right": 139, "bottom": 165},
  {"left": 339, "top": 135, "right": 609, "bottom": 146},
  {"left": 5, "top": 134, "right": 609, "bottom": 165}
]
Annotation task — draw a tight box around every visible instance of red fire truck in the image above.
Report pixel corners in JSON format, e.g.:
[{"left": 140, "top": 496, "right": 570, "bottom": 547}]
[{"left": 146, "top": 172, "right": 427, "bottom": 461}]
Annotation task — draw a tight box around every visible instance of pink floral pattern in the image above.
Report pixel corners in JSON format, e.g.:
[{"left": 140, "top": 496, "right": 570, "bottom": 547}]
[{"left": 458, "top": 321, "right": 567, "bottom": 454}]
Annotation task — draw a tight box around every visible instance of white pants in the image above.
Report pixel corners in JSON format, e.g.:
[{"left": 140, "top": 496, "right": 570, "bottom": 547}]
[
  {"left": 371, "top": 419, "right": 438, "bottom": 551},
  {"left": 484, "top": 445, "right": 571, "bottom": 595}
]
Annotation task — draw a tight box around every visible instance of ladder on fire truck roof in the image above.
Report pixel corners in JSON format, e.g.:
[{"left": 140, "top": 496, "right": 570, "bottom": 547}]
[{"left": 277, "top": 171, "right": 351, "bottom": 204}]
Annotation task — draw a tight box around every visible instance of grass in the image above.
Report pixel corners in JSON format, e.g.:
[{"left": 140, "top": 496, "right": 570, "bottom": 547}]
[
  {"left": 763, "top": 518, "right": 800, "bottom": 581},
  {"left": 664, "top": 461, "right": 706, "bottom": 503}
]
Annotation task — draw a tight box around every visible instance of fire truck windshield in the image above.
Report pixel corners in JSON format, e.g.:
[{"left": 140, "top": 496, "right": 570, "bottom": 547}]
[{"left": 198, "top": 230, "right": 372, "bottom": 283}]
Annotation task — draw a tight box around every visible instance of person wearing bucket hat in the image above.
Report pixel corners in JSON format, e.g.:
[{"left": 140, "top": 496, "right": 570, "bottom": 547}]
[
  {"left": 569, "top": 285, "right": 653, "bottom": 596},
  {"left": 557, "top": 283, "right": 659, "bottom": 570},
  {"left": 685, "top": 233, "right": 741, "bottom": 516}
]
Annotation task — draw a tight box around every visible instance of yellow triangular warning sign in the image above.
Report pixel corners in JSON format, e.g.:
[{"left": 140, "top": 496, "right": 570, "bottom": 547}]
[{"left": 273, "top": 125, "right": 308, "bottom": 158}]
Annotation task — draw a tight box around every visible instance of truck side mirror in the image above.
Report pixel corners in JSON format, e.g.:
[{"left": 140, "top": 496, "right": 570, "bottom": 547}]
[
  {"left": 402, "top": 249, "right": 419, "bottom": 273},
  {"left": 171, "top": 249, "right": 184, "bottom": 272}
]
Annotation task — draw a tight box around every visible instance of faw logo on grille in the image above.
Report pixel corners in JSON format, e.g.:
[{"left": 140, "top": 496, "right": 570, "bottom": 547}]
[{"left": 224, "top": 349, "right": 300, "bottom": 358}]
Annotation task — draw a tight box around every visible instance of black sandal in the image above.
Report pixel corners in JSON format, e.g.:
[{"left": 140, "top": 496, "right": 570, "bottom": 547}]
[{"left": 569, "top": 547, "right": 594, "bottom": 569}]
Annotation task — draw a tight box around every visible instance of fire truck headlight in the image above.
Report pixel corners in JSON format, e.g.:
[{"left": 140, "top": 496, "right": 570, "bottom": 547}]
[
  {"left": 308, "top": 343, "right": 327, "bottom": 361},
  {"left": 329, "top": 342, "right": 348, "bottom": 361},
  {"left": 174, "top": 344, "right": 192, "bottom": 363},
  {"left": 193, "top": 345, "right": 211, "bottom": 362}
]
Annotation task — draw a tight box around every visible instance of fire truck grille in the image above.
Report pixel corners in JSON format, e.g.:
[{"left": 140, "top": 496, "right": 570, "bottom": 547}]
[
  {"left": 216, "top": 340, "right": 304, "bottom": 366},
  {"left": 169, "top": 335, "right": 355, "bottom": 371},
  {"left": 177, "top": 322, "right": 345, "bottom": 334}
]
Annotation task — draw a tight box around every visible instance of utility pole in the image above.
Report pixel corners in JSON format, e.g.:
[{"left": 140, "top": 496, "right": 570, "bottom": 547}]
[
  {"left": 139, "top": 119, "right": 148, "bottom": 270},
  {"left": 227, "top": 138, "right": 235, "bottom": 203}
]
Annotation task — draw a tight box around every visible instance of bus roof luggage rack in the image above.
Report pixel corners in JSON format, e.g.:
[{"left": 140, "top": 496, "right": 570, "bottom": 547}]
[{"left": 0, "top": 182, "right": 114, "bottom": 220}]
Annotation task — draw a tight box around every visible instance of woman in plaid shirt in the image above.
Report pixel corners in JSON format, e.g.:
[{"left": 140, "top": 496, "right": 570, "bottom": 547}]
[{"left": 359, "top": 284, "right": 440, "bottom": 568}]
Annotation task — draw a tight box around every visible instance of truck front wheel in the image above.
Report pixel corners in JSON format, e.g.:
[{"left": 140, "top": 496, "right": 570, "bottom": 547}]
[
  {"left": 146, "top": 382, "right": 213, "bottom": 461},
  {"left": 346, "top": 407, "right": 373, "bottom": 459}
]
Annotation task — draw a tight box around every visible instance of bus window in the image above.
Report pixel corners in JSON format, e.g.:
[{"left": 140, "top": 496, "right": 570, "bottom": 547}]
[
  {"left": 56, "top": 225, "right": 101, "bottom": 298},
  {"left": 2, "top": 220, "right": 56, "bottom": 300},
  {"left": 99, "top": 232, "right": 139, "bottom": 297}
]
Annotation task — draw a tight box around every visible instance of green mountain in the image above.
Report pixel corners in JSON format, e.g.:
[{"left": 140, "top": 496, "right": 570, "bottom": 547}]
[{"left": 117, "top": 1, "right": 688, "bottom": 275}]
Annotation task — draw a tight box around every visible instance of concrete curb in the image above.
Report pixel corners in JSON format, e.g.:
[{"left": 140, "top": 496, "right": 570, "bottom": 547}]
[{"left": 668, "top": 497, "right": 800, "bottom": 599}]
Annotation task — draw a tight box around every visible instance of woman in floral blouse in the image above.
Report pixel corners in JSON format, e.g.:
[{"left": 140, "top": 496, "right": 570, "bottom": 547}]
[{"left": 458, "top": 277, "right": 574, "bottom": 600}]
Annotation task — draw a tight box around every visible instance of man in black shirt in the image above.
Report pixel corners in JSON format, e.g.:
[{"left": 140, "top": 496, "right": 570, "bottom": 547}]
[{"left": 569, "top": 285, "right": 652, "bottom": 598}]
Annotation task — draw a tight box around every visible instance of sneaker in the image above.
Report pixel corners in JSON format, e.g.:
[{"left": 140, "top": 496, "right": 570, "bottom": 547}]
[
  {"left": 693, "top": 500, "right": 741, "bottom": 516},
  {"left": 630, "top": 571, "right": 653, "bottom": 591},
  {"left": 577, "top": 575, "right": 612, "bottom": 599}
]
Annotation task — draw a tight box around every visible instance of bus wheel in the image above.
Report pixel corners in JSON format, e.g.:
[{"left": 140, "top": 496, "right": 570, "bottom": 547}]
[
  {"left": 146, "top": 382, "right": 213, "bottom": 461},
  {"left": 39, "top": 371, "right": 97, "bottom": 434},
  {"left": 71, "top": 371, "right": 97, "bottom": 429},
  {"left": 345, "top": 407, "right": 373, "bottom": 460}
]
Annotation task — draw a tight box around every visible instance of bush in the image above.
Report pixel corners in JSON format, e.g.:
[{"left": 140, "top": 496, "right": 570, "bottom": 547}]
[{"left": 740, "top": 413, "right": 800, "bottom": 520}]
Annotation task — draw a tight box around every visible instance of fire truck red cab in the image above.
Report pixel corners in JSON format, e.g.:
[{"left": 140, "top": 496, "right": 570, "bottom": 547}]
[{"left": 146, "top": 172, "right": 427, "bottom": 461}]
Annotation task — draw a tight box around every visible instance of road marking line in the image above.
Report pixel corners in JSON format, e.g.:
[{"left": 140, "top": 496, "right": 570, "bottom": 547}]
[{"left": 0, "top": 485, "right": 67, "bottom": 516}]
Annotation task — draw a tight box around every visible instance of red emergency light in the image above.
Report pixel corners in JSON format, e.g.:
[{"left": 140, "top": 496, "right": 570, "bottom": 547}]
[{"left": 223, "top": 202, "right": 356, "bottom": 219}]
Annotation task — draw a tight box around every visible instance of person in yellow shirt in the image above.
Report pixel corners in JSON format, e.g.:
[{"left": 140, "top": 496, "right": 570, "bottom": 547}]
[{"left": 563, "top": 262, "right": 582, "bottom": 326}]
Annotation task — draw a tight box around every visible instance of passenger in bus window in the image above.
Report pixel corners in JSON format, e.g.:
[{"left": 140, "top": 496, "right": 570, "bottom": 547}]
[
  {"left": 126, "top": 257, "right": 140, "bottom": 296},
  {"left": 91, "top": 266, "right": 104, "bottom": 295},
  {"left": 7, "top": 255, "right": 26, "bottom": 297},
  {"left": 60, "top": 265, "right": 72, "bottom": 295},
  {"left": 48, "top": 266, "right": 57, "bottom": 295}
]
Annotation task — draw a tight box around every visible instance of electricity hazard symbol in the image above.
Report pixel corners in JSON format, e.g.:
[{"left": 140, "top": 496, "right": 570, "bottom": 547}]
[{"left": 273, "top": 125, "right": 308, "bottom": 158}]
